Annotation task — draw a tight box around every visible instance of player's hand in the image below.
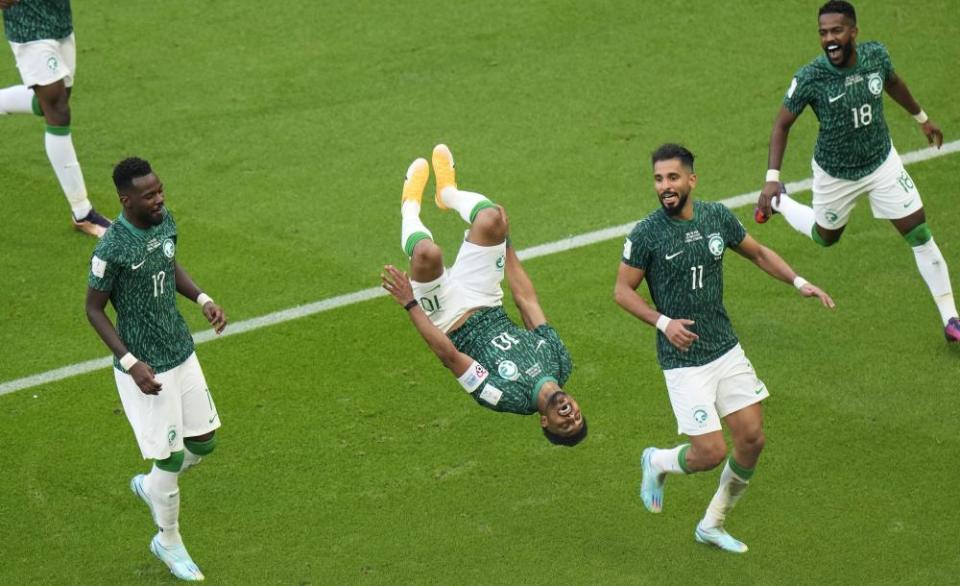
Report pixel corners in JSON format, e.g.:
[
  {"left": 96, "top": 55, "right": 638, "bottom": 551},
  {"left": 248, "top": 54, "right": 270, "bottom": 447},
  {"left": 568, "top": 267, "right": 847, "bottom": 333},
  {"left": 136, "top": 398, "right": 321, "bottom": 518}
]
[
  {"left": 920, "top": 120, "right": 943, "bottom": 149},
  {"left": 130, "top": 361, "right": 162, "bottom": 395},
  {"left": 664, "top": 318, "right": 699, "bottom": 352},
  {"left": 202, "top": 302, "right": 227, "bottom": 335},
  {"left": 381, "top": 265, "right": 416, "bottom": 307},
  {"left": 756, "top": 181, "right": 782, "bottom": 219},
  {"left": 798, "top": 282, "right": 836, "bottom": 309}
]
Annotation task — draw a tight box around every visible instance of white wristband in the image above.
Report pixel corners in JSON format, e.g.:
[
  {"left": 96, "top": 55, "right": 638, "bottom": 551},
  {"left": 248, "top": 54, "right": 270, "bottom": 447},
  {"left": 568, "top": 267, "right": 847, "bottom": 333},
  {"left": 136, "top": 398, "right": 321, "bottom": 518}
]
[
  {"left": 793, "top": 276, "right": 809, "bottom": 289},
  {"left": 765, "top": 169, "right": 780, "bottom": 183},
  {"left": 119, "top": 352, "right": 139, "bottom": 371},
  {"left": 457, "top": 361, "right": 489, "bottom": 393},
  {"left": 655, "top": 314, "right": 672, "bottom": 333},
  {"left": 196, "top": 293, "right": 214, "bottom": 307},
  {"left": 913, "top": 109, "right": 928, "bottom": 124}
]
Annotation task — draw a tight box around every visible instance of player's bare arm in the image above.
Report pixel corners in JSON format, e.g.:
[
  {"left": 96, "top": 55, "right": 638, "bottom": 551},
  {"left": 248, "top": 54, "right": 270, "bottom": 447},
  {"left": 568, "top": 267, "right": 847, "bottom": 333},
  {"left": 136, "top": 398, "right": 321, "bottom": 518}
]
[
  {"left": 614, "top": 262, "right": 699, "bottom": 351},
  {"left": 884, "top": 72, "right": 943, "bottom": 148},
  {"left": 381, "top": 264, "right": 476, "bottom": 377},
  {"left": 504, "top": 243, "right": 547, "bottom": 330},
  {"left": 758, "top": 106, "right": 800, "bottom": 217},
  {"left": 84, "top": 287, "right": 162, "bottom": 394},
  {"left": 733, "top": 234, "right": 835, "bottom": 308},
  {"left": 174, "top": 261, "right": 227, "bottom": 334}
]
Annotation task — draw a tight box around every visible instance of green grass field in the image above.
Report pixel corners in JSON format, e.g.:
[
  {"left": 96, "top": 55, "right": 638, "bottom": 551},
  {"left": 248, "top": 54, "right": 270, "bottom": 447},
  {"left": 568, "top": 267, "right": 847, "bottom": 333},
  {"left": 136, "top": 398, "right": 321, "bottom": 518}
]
[{"left": 2, "top": 1, "right": 959, "bottom": 583}]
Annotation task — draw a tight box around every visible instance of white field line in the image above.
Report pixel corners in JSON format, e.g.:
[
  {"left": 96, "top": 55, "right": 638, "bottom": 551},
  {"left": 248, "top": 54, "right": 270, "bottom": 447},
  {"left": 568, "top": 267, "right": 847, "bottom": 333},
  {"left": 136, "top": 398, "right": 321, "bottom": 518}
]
[{"left": 2, "top": 140, "right": 958, "bottom": 397}]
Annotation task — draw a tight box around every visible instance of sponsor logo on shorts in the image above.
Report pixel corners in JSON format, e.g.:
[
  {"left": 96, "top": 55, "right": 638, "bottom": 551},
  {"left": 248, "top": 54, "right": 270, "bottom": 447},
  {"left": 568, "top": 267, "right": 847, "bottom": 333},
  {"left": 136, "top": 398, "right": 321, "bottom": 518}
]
[
  {"left": 497, "top": 360, "right": 520, "bottom": 381},
  {"left": 692, "top": 406, "right": 709, "bottom": 428},
  {"left": 208, "top": 413, "right": 218, "bottom": 424},
  {"left": 754, "top": 386, "right": 765, "bottom": 395},
  {"left": 162, "top": 239, "right": 176, "bottom": 259}
]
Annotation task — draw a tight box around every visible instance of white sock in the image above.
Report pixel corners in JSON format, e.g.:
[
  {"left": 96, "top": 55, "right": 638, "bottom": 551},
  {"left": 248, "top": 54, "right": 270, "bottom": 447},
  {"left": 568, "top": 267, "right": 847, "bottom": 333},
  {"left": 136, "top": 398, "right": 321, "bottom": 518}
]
[
  {"left": 701, "top": 459, "right": 751, "bottom": 529},
  {"left": 650, "top": 444, "right": 688, "bottom": 475},
  {"left": 773, "top": 192, "right": 816, "bottom": 239},
  {"left": 0, "top": 85, "right": 34, "bottom": 115},
  {"left": 180, "top": 449, "right": 203, "bottom": 474},
  {"left": 143, "top": 465, "right": 183, "bottom": 547},
  {"left": 440, "top": 187, "right": 491, "bottom": 225},
  {"left": 44, "top": 129, "right": 92, "bottom": 220},
  {"left": 401, "top": 200, "right": 433, "bottom": 256},
  {"left": 912, "top": 237, "right": 958, "bottom": 325}
]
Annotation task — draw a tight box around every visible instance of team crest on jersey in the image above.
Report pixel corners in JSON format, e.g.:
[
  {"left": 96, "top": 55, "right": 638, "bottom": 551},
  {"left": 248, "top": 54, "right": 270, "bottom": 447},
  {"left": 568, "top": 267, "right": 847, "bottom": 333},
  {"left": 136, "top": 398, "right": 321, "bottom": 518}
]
[
  {"left": 707, "top": 233, "right": 724, "bottom": 258},
  {"left": 162, "top": 239, "right": 175, "bottom": 258},
  {"left": 497, "top": 360, "right": 520, "bottom": 381},
  {"left": 867, "top": 72, "right": 883, "bottom": 96}
]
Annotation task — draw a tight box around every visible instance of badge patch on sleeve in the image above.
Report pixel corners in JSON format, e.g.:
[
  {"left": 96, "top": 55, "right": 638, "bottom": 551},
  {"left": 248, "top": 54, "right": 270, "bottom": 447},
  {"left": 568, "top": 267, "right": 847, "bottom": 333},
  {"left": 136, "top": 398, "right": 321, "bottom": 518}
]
[
  {"left": 91, "top": 255, "right": 107, "bottom": 278},
  {"left": 479, "top": 383, "right": 503, "bottom": 406},
  {"left": 622, "top": 238, "right": 632, "bottom": 260},
  {"left": 457, "top": 361, "right": 489, "bottom": 392}
]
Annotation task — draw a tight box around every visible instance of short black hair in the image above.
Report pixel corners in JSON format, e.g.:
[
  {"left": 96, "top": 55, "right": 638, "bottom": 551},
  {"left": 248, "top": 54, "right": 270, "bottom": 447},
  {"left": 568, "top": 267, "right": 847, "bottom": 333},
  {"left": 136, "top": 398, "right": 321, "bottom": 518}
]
[
  {"left": 819, "top": 1, "right": 856, "bottom": 25},
  {"left": 651, "top": 143, "right": 695, "bottom": 171},
  {"left": 543, "top": 417, "right": 588, "bottom": 447},
  {"left": 113, "top": 157, "right": 153, "bottom": 192}
]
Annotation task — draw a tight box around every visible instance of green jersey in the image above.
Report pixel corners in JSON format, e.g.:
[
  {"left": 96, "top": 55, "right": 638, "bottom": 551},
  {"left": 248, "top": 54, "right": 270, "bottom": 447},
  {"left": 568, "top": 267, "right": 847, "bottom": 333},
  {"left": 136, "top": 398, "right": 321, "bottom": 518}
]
[
  {"left": 783, "top": 41, "right": 895, "bottom": 180},
  {"left": 88, "top": 212, "right": 194, "bottom": 374},
  {"left": 622, "top": 201, "right": 746, "bottom": 370},
  {"left": 449, "top": 307, "right": 573, "bottom": 415},
  {"left": 3, "top": 0, "right": 72, "bottom": 43}
]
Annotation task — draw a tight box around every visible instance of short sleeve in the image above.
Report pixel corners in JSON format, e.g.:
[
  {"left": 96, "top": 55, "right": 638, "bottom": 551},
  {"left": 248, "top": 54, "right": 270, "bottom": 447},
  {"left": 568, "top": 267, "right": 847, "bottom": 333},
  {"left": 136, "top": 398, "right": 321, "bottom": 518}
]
[
  {"left": 782, "top": 69, "right": 812, "bottom": 115},
  {"left": 720, "top": 206, "right": 747, "bottom": 247},
  {"left": 88, "top": 247, "right": 120, "bottom": 292},
  {"left": 876, "top": 42, "right": 895, "bottom": 81},
  {"left": 622, "top": 225, "right": 652, "bottom": 270}
]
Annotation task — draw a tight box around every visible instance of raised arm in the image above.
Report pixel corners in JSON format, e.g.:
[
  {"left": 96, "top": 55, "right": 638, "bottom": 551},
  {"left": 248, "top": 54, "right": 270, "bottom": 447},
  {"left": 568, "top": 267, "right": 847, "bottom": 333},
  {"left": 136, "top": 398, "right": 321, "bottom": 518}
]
[
  {"left": 884, "top": 72, "right": 943, "bottom": 148},
  {"left": 732, "top": 234, "right": 835, "bottom": 308},
  {"left": 504, "top": 243, "right": 547, "bottom": 330},
  {"left": 174, "top": 261, "right": 227, "bottom": 334},
  {"left": 381, "top": 265, "right": 476, "bottom": 378},
  {"left": 85, "top": 287, "right": 162, "bottom": 394},
  {"left": 614, "top": 262, "right": 698, "bottom": 352},
  {"left": 757, "top": 106, "right": 800, "bottom": 218}
]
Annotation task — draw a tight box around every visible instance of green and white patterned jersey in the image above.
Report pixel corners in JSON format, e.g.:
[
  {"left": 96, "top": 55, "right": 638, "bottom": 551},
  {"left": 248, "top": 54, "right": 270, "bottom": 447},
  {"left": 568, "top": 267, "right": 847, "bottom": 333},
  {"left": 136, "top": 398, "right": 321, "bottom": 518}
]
[
  {"left": 783, "top": 41, "right": 895, "bottom": 180},
  {"left": 449, "top": 307, "right": 573, "bottom": 415},
  {"left": 88, "top": 212, "right": 194, "bottom": 374},
  {"left": 3, "top": 0, "right": 73, "bottom": 43},
  {"left": 622, "top": 201, "right": 746, "bottom": 370}
]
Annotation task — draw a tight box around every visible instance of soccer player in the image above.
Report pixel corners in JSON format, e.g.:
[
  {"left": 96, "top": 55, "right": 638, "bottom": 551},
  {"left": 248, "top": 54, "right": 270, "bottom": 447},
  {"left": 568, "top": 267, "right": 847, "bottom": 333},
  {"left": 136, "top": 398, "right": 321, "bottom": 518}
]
[
  {"left": 615, "top": 144, "right": 834, "bottom": 553},
  {"left": 754, "top": 0, "right": 959, "bottom": 342},
  {"left": 85, "top": 157, "right": 226, "bottom": 581},
  {"left": 0, "top": 0, "right": 110, "bottom": 237},
  {"left": 380, "top": 144, "right": 587, "bottom": 446}
]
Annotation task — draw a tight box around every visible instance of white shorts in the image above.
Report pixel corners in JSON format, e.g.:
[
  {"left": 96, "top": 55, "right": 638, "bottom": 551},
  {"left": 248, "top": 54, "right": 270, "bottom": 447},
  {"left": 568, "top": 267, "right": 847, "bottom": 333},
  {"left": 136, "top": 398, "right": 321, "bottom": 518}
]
[
  {"left": 663, "top": 344, "right": 769, "bottom": 436},
  {"left": 811, "top": 146, "right": 922, "bottom": 229},
  {"left": 411, "top": 233, "right": 506, "bottom": 333},
  {"left": 8, "top": 33, "right": 76, "bottom": 88},
  {"left": 115, "top": 352, "right": 220, "bottom": 460}
]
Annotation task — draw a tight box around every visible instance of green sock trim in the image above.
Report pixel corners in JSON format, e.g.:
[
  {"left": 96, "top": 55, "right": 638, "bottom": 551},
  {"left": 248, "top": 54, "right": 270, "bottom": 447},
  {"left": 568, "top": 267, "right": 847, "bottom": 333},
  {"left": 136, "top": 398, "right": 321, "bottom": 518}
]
[
  {"left": 403, "top": 231, "right": 432, "bottom": 258},
  {"left": 45, "top": 124, "right": 70, "bottom": 136},
  {"left": 184, "top": 436, "right": 217, "bottom": 456},
  {"left": 677, "top": 444, "right": 691, "bottom": 474},
  {"left": 728, "top": 456, "right": 754, "bottom": 480},
  {"left": 811, "top": 226, "right": 835, "bottom": 247},
  {"left": 468, "top": 200, "right": 498, "bottom": 223},
  {"left": 154, "top": 450, "right": 185, "bottom": 473},
  {"left": 903, "top": 222, "right": 932, "bottom": 247},
  {"left": 31, "top": 95, "right": 43, "bottom": 116}
]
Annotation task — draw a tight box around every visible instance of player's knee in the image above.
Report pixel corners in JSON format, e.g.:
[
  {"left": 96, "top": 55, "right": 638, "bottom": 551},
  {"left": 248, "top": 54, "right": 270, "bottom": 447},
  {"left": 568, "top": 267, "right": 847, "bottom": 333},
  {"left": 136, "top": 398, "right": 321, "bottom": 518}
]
[
  {"left": 472, "top": 207, "right": 508, "bottom": 242},
  {"left": 155, "top": 450, "right": 185, "bottom": 473},
  {"left": 411, "top": 239, "right": 443, "bottom": 269},
  {"left": 185, "top": 433, "right": 217, "bottom": 457},
  {"left": 739, "top": 429, "right": 765, "bottom": 458}
]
